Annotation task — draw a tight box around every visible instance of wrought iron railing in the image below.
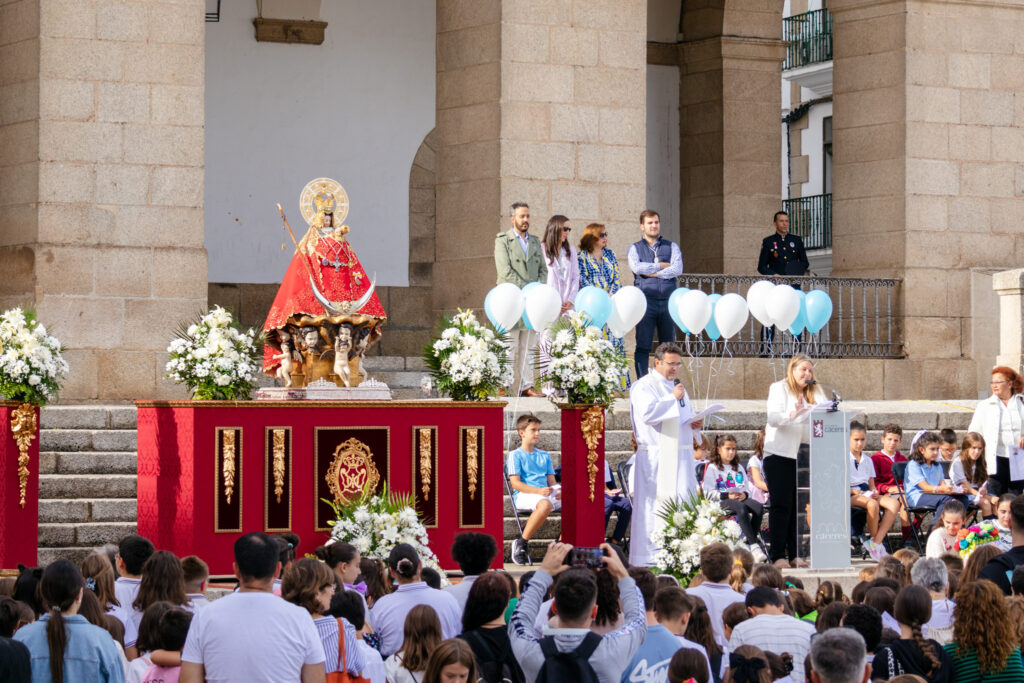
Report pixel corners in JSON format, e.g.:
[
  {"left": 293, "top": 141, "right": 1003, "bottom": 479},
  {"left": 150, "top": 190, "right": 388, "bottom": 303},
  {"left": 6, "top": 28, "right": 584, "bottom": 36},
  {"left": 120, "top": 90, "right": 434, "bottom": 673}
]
[
  {"left": 783, "top": 9, "right": 833, "bottom": 70},
  {"left": 674, "top": 274, "right": 903, "bottom": 358},
  {"left": 783, "top": 193, "right": 831, "bottom": 249}
]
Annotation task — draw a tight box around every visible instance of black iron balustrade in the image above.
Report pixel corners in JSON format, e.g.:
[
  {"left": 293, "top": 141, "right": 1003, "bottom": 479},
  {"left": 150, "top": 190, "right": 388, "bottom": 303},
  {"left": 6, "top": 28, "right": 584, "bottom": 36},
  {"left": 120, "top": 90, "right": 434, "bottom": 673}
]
[
  {"left": 783, "top": 9, "right": 833, "bottom": 70},
  {"left": 782, "top": 193, "right": 832, "bottom": 250}
]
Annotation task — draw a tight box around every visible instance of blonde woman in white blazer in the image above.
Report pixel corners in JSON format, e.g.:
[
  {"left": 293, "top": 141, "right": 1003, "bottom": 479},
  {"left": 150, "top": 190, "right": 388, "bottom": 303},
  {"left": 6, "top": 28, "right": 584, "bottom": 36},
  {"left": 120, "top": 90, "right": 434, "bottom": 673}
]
[
  {"left": 967, "top": 365, "right": 1024, "bottom": 495},
  {"left": 762, "top": 354, "right": 827, "bottom": 567}
]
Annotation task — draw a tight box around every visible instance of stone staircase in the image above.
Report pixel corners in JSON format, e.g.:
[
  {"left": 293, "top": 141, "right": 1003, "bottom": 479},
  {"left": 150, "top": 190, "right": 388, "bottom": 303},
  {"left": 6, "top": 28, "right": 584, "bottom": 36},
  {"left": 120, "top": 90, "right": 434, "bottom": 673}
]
[{"left": 32, "top": 395, "right": 977, "bottom": 566}]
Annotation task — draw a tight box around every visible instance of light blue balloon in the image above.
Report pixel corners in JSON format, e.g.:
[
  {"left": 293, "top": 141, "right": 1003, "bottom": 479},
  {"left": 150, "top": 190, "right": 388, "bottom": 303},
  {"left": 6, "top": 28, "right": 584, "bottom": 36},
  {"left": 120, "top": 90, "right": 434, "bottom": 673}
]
[
  {"left": 520, "top": 310, "right": 533, "bottom": 330},
  {"left": 574, "top": 286, "right": 612, "bottom": 328},
  {"left": 483, "top": 288, "right": 503, "bottom": 332},
  {"left": 704, "top": 293, "right": 722, "bottom": 340},
  {"left": 668, "top": 287, "right": 690, "bottom": 334},
  {"left": 788, "top": 290, "right": 808, "bottom": 335},
  {"left": 805, "top": 289, "right": 834, "bottom": 334}
]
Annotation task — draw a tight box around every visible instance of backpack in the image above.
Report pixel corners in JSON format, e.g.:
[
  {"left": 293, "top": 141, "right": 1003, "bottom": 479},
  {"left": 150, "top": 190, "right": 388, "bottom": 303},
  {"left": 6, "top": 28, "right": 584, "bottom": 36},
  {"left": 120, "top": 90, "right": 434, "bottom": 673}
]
[
  {"left": 461, "top": 630, "right": 519, "bottom": 683},
  {"left": 536, "top": 632, "right": 602, "bottom": 683}
]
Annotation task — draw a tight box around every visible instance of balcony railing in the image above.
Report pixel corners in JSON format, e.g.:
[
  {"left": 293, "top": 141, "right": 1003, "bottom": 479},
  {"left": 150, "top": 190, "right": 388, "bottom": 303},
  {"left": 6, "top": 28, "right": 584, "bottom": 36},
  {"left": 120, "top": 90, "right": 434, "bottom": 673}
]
[
  {"left": 674, "top": 274, "right": 903, "bottom": 359},
  {"left": 783, "top": 193, "right": 831, "bottom": 250},
  {"left": 783, "top": 9, "right": 833, "bottom": 70}
]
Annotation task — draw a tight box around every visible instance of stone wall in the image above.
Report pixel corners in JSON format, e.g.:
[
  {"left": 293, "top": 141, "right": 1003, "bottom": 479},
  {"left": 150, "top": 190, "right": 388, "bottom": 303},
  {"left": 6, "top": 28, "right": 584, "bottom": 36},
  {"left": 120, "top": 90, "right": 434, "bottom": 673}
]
[{"left": 0, "top": 0, "right": 208, "bottom": 402}]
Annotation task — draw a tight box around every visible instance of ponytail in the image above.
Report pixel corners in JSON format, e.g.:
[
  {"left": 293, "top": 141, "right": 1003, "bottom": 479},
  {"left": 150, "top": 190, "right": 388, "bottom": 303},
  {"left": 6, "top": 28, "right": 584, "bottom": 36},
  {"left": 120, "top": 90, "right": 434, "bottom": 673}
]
[
  {"left": 314, "top": 541, "right": 358, "bottom": 569},
  {"left": 40, "top": 560, "right": 83, "bottom": 683},
  {"left": 911, "top": 623, "right": 942, "bottom": 676},
  {"left": 388, "top": 543, "right": 421, "bottom": 581},
  {"left": 46, "top": 605, "right": 67, "bottom": 683}
]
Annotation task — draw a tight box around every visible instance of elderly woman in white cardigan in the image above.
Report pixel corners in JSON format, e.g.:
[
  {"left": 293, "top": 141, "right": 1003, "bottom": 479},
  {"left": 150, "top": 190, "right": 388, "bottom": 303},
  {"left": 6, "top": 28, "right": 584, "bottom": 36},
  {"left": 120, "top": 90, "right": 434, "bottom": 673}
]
[
  {"left": 968, "top": 365, "right": 1024, "bottom": 495},
  {"left": 762, "top": 353, "right": 827, "bottom": 568}
]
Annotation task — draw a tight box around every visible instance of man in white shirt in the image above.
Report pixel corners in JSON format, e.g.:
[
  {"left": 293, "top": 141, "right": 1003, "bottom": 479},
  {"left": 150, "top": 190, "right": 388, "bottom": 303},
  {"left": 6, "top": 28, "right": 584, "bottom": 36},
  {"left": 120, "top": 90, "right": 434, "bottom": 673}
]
[
  {"left": 629, "top": 342, "right": 703, "bottom": 566},
  {"left": 729, "top": 587, "right": 815, "bottom": 682},
  {"left": 442, "top": 532, "right": 497, "bottom": 613},
  {"left": 685, "top": 543, "right": 745, "bottom": 650},
  {"left": 181, "top": 532, "right": 326, "bottom": 683}
]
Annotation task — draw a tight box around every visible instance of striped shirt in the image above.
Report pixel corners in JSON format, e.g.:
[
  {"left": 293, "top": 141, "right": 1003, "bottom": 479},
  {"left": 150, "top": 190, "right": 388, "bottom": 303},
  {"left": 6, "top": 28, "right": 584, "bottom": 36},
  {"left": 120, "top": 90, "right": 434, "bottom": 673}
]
[
  {"left": 942, "top": 644, "right": 1024, "bottom": 683},
  {"left": 728, "top": 613, "right": 816, "bottom": 681},
  {"left": 312, "top": 616, "right": 365, "bottom": 675}
]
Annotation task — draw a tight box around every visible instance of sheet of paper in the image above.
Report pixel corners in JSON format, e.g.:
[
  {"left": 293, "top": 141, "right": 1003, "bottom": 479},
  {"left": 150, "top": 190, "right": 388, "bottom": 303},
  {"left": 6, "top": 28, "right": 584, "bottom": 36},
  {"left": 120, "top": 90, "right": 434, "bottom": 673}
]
[
  {"left": 689, "top": 403, "right": 726, "bottom": 425},
  {"left": 1010, "top": 446, "right": 1024, "bottom": 481}
]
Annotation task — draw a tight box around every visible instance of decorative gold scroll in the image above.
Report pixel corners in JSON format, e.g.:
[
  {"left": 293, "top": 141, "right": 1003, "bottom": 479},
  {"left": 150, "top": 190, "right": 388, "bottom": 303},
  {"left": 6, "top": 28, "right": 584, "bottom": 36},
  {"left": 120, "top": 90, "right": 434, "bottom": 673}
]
[
  {"left": 10, "top": 403, "right": 36, "bottom": 507},
  {"left": 272, "top": 429, "right": 286, "bottom": 503},
  {"left": 418, "top": 428, "right": 432, "bottom": 501},
  {"left": 326, "top": 437, "right": 380, "bottom": 505},
  {"left": 580, "top": 406, "right": 604, "bottom": 502},
  {"left": 222, "top": 430, "right": 236, "bottom": 505},
  {"left": 466, "top": 428, "right": 479, "bottom": 500}
]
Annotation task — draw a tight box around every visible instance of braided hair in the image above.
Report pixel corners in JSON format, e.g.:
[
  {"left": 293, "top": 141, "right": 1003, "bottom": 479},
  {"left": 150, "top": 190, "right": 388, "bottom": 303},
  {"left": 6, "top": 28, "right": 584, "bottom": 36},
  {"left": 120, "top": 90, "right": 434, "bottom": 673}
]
[{"left": 894, "top": 585, "right": 942, "bottom": 676}]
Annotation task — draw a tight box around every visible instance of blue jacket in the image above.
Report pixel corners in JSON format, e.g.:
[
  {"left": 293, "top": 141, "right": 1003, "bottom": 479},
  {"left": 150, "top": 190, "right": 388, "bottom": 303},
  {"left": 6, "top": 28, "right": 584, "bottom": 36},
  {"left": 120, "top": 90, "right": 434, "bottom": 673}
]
[{"left": 13, "top": 614, "right": 125, "bottom": 683}]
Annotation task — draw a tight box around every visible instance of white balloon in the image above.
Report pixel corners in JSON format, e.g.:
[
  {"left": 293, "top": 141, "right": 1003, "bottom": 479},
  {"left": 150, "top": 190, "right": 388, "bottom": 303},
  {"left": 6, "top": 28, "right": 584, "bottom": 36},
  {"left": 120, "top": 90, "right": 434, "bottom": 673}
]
[
  {"left": 746, "top": 280, "right": 775, "bottom": 327},
  {"left": 765, "top": 284, "right": 801, "bottom": 329},
  {"left": 489, "top": 282, "right": 524, "bottom": 331},
  {"left": 607, "top": 286, "right": 647, "bottom": 337},
  {"left": 678, "top": 289, "right": 712, "bottom": 335},
  {"left": 524, "top": 283, "right": 562, "bottom": 331},
  {"left": 714, "top": 293, "right": 749, "bottom": 339}
]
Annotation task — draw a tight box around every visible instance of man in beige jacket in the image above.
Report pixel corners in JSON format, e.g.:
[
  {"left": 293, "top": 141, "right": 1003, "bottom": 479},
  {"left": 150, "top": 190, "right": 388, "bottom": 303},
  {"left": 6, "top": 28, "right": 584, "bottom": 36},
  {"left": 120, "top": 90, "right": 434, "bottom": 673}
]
[{"left": 494, "top": 202, "right": 547, "bottom": 396}]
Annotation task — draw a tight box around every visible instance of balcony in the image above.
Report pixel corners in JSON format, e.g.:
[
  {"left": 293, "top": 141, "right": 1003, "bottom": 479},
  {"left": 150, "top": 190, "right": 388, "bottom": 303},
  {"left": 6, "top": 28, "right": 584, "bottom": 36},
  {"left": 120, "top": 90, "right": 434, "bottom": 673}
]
[
  {"left": 783, "top": 193, "right": 831, "bottom": 250},
  {"left": 782, "top": 9, "right": 833, "bottom": 97}
]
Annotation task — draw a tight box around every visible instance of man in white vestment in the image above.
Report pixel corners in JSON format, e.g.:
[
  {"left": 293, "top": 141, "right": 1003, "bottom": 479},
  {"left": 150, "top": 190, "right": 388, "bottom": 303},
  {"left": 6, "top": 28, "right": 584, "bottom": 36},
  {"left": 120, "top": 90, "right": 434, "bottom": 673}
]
[{"left": 629, "top": 342, "right": 703, "bottom": 566}]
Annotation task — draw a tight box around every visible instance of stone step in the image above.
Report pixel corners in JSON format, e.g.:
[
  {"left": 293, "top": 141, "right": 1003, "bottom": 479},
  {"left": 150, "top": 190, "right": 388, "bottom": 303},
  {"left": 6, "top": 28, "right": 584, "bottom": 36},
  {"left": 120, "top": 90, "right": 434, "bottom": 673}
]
[
  {"left": 39, "top": 451, "right": 137, "bottom": 475},
  {"left": 39, "top": 547, "right": 97, "bottom": 566},
  {"left": 40, "top": 474, "right": 137, "bottom": 499},
  {"left": 40, "top": 499, "right": 137, "bottom": 523},
  {"left": 39, "top": 522, "right": 137, "bottom": 547},
  {"left": 39, "top": 429, "right": 137, "bottom": 453},
  {"left": 40, "top": 406, "right": 137, "bottom": 430}
]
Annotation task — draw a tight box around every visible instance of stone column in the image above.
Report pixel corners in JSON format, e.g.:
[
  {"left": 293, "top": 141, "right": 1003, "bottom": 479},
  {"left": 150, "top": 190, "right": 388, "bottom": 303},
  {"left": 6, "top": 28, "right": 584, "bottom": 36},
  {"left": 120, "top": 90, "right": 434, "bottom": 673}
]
[
  {"left": 994, "top": 269, "right": 1024, "bottom": 374},
  {"left": 678, "top": 5, "right": 785, "bottom": 274},
  {"left": 434, "top": 0, "right": 647, "bottom": 313},
  {"left": 0, "top": 0, "right": 207, "bottom": 401},
  {"left": 830, "top": 0, "right": 1024, "bottom": 394}
]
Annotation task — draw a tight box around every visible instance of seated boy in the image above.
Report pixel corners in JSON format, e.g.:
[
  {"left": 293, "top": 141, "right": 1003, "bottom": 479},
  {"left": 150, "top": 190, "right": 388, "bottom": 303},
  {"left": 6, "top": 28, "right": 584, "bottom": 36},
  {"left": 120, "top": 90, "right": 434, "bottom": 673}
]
[
  {"left": 871, "top": 423, "right": 912, "bottom": 543},
  {"left": 938, "top": 428, "right": 958, "bottom": 461},
  {"left": 507, "top": 414, "right": 560, "bottom": 566},
  {"left": 181, "top": 555, "right": 210, "bottom": 610},
  {"left": 604, "top": 462, "right": 631, "bottom": 547},
  {"left": 850, "top": 421, "right": 900, "bottom": 560}
]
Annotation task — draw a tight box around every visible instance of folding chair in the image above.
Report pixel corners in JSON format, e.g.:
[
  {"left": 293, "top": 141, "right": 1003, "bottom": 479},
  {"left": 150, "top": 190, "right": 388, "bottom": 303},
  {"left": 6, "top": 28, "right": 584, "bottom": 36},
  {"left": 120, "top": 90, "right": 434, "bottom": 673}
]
[
  {"left": 696, "top": 461, "right": 707, "bottom": 487},
  {"left": 617, "top": 460, "right": 633, "bottom": 504},
  {"left": 606, "top": 462, "right": 631, "bottom": 552},
  {"left": 503, "top": 463, "right": 533, "bottom": 566},
  {"left": 891, "top": 461, "right": 932, "bottom": 554}
]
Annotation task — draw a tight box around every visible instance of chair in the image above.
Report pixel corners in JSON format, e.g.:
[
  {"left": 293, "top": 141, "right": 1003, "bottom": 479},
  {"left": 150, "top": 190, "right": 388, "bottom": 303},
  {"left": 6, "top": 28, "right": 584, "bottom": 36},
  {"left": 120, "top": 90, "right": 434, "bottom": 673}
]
[
  {"left": 696, "top": 461, "right": 707, "bottom": 487},
  {"left": 606, "top": 463, "right": 631, "bottom": 551},
  {"left": 891, "top": 461, "right": 933, "bottom": 553},
  {"left": 617, "top": 460, "right": 633, "bottom": 504},
  {"left": 503, "top": 463, "right": 533, "bottom": 566}
]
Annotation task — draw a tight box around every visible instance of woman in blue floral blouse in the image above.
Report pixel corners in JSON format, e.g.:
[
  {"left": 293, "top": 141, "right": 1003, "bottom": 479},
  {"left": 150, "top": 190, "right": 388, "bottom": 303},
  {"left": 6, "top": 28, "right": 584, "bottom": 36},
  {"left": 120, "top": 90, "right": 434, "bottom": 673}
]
[{"left": 578, "top": 223, "right": 630, "bottom": 389}]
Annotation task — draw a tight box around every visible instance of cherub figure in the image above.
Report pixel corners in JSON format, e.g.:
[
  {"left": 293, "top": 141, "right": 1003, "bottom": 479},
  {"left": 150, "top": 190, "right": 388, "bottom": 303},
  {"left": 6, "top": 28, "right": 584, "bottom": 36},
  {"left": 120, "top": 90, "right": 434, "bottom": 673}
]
[
  {"left": 273, "top": 330, "right": 296, "bottom": 387},
  {"left": 333, "top": 325, "right": 353, "bottom": 387}
]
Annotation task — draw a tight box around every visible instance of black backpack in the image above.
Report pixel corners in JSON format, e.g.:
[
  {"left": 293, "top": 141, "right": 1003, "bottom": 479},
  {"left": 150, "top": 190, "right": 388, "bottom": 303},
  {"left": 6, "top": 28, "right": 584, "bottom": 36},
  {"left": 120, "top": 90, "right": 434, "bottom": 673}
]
[
  {"left": 460, "top": 630, "right": 520, "bottom": 683},
  {"left": 536, "top": 632, "right": 602, "bottom": 683}
]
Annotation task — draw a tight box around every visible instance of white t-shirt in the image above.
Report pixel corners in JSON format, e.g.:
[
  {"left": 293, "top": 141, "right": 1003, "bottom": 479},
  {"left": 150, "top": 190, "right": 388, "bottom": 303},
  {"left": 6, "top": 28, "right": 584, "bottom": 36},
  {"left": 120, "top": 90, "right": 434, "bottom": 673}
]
[
  {"left": 182, "top": 591, "right": 325, "bottom": 682},
  {"left": 850, "top": 452, "right": 876, "bottom": 488}
]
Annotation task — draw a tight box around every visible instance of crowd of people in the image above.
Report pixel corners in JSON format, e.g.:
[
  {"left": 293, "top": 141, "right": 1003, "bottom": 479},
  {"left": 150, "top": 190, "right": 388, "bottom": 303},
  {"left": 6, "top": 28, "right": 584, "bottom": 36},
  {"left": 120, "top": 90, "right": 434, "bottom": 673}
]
[{"left": 8, "top": 515, "right": 1024, "bottom": 682}]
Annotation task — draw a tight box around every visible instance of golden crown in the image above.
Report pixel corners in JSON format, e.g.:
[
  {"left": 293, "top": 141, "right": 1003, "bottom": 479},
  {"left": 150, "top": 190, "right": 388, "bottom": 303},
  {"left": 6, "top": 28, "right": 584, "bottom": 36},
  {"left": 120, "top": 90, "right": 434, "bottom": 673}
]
[{"left": 313, "top": 191, "right": 335, "bottom": 214}]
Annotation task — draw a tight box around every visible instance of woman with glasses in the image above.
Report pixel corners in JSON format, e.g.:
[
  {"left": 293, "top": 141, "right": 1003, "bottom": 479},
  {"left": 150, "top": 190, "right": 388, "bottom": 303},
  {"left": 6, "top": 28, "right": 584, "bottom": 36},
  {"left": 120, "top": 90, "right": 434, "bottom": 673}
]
[
  {"left": 968, "top": 366, "right": 1024, "bottom": 496},
  {"left": 578, "top": 222, "right": 630, "bottom": 389},
  {"left": 538, "top": 215, "right": 580, "bottom": 394}
]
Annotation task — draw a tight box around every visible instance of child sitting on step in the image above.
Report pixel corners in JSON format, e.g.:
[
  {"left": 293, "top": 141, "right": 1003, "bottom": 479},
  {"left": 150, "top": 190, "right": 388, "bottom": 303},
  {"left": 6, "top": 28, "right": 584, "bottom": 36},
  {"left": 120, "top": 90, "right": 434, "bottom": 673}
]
[{"left": 507, "top": 414, "right": 560, "bottom": 566}]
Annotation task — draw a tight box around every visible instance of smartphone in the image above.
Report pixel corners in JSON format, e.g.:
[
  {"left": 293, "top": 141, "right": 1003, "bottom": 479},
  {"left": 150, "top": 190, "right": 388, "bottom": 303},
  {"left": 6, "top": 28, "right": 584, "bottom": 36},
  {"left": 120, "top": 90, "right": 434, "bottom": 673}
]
[{"left": 570, "top": 546, "right": 606, "bottom": 569}]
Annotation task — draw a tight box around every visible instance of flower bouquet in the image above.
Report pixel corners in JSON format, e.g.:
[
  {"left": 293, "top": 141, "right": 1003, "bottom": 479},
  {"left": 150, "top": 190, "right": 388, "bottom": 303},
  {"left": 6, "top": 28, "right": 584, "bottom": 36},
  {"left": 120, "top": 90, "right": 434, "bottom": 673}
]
[
  {"left": 326, "top": 483, "right": 446, "bottom": 584},
  {"left": 0, "top": 308, "right": 69, "bottom": 406},
  {"left": 537, "top": 310, "right": 628, "bottom": 406},
  {"left": 422, "top": 309, "right": 510, "bottom": 400},
  {"left": 164, "top": 306, "right": 261, "bottom": 400},
  {"left": 653, "top": 491, "right": 743, "bottom": 586},
  {"left": 955, "top": 521, "right": 1000, "bottom": 558}
]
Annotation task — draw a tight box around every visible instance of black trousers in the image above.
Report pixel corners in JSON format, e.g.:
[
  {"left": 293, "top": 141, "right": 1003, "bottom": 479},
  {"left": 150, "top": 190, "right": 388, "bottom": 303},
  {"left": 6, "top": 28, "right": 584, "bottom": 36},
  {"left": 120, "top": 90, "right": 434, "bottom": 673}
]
[
  {"left": 634, "top": 297, "right": 675, "bottom": 378},
  {"left": 721, "top": 497, "right": 764, "bottom": 545},
  {"left": 763, "top": 446, "right": 809, "bottom": 562},
  {"left": 988, "top": 456, "right": 1024, "bottom": 496}
]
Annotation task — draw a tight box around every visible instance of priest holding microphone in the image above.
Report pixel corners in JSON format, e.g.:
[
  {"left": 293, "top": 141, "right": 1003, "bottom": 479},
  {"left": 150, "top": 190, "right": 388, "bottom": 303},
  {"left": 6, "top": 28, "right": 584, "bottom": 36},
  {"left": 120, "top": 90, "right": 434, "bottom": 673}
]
[{"left": 629, "top": 342, "right": 703, "bottom": 567}]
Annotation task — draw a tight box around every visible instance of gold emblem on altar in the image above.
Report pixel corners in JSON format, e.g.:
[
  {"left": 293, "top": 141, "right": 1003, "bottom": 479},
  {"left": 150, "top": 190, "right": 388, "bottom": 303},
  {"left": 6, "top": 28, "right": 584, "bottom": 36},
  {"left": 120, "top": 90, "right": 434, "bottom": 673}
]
[
  {"left": 300, "top": 177, "right": 349, "bottom": 227},
  {"left": 326, "top": 437, "right": 381, "bottom": 504}
]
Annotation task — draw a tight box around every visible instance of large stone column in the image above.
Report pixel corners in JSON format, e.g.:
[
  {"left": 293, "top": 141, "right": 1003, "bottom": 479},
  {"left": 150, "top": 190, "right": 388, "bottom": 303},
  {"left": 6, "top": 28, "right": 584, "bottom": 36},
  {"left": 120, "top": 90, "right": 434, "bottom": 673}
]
[
  {"left": 831, "top": 0, "right": 1024, "bottom": 395},
  {"left": 678, "top": 3, "right": 786, "bottom": 274},
  {"left": 434, "top": 0, "right": 648, "bottom": 313},
  {"left": 0, "top": 0, "right": 207, "bottom": 401}
]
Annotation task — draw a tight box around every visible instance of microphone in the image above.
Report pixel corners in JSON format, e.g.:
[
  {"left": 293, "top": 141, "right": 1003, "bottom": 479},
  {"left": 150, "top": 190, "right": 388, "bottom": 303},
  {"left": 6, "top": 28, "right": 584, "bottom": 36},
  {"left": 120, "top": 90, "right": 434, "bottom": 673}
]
[
  {"left": 673, "top": 378, "right": 686, "bottom": 407},
  {"left": 807, "top": 379, "right": 841, "bottom": 410}
]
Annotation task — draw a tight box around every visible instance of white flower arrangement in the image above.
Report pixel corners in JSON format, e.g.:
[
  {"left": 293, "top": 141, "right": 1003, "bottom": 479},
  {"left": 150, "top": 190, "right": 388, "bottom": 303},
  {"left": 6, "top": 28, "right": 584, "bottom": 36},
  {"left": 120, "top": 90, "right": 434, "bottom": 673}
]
[
  {"left": 653, "top": 491, "right": 744, "bottom": 586},
  {"left": 538, "top": 311, "right": 628, "bottom": 405},
  {"left": 0, "top": 308, "right": 69, "bottom": 406},
  {"left": 327, "top": 484, "right": 447, "bottom": 585},
  {"left": 164, "top": 306, "right": 261, "bottom": 400},
  {"left": 423, "top": 309, "right": 511, "bottom": 400}
]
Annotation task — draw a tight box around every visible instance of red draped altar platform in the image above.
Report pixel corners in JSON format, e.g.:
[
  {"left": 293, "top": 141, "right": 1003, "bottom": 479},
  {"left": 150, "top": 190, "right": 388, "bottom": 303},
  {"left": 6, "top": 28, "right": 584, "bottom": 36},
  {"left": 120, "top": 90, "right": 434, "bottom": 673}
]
[{"left": 135, "top": 400, "right": 505, "bottom": 574}]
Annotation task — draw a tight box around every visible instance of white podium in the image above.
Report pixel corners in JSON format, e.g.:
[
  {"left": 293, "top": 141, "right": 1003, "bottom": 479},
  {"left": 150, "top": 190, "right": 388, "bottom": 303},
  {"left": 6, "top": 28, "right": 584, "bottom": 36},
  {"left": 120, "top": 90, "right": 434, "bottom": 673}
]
[{"left": 797, "top": 403, "right": 851, "bottom": 569}]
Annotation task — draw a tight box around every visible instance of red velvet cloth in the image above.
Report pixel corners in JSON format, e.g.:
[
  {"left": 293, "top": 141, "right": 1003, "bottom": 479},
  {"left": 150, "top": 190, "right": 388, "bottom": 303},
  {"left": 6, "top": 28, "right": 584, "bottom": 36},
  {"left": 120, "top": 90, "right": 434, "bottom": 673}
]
[
  {"left": 136, "top": 401, "right": 504, "bottom": 574},
  {"left": 0, "top": 403, "right": 39, "bottom": 567},
  {"left": 263, "top": 235, "right": 386, "bottom": 373},
  {"left": 559, "top": 406, "right": 607, "bottom": 547}
]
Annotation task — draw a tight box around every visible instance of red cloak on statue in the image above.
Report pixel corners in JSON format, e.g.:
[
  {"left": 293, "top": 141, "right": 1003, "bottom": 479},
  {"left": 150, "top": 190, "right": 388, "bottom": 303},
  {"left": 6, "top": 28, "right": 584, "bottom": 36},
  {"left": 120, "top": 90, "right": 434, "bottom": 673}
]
[{"left": 263, "top": 230, "right": 386, "bottom": 374}]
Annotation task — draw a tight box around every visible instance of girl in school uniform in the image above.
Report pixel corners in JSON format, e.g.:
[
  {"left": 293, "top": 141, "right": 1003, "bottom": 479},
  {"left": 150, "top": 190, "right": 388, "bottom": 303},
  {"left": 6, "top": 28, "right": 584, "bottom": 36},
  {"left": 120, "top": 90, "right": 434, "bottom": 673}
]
[
  {"left": 701, "top": 434, "right": 763, "bottom": 552},
  {"left": 905, "top": 431, "right": 971, "bottom": 532},
  {"left": 950, "top": 432, "right": 999, "bottom": 517}
]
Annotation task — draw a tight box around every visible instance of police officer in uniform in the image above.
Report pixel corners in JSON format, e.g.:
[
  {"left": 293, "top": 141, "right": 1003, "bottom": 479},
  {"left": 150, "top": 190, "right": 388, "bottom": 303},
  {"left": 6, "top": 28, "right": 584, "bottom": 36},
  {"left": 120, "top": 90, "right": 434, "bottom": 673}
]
[{"left": 757, "top": 211, "right": 808, "bottom": 352}]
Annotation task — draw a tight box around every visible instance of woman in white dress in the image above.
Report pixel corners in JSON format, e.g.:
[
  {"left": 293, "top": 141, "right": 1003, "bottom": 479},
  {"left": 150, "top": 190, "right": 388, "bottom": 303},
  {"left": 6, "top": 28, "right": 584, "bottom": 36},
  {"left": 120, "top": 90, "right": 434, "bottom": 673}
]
[{"left": 538, "top": 215, "right": 580, "bottom": 392}]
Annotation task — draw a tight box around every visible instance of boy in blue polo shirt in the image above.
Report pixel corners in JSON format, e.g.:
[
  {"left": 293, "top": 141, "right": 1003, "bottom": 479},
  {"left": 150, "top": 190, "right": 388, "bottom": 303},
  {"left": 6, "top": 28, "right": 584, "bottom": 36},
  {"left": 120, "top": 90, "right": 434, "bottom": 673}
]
[{"left": 507, "top": 413, "right": 560, "bottom": 565}]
